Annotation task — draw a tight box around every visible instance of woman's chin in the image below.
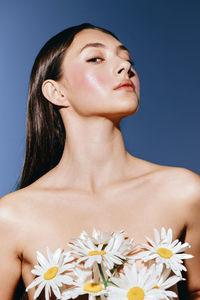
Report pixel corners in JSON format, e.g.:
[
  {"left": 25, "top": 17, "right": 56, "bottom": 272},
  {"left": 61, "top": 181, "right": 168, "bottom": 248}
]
[
  {"left": 100, "top": 101, "right": 139, "bottom": 122},
  {"left": 116, "top": 97, "right": 139, "bottom": 115}
]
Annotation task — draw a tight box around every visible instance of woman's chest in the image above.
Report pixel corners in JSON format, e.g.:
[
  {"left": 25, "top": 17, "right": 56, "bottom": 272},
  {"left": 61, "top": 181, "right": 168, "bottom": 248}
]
[
  {"left": 23, "top": 219, "right": 182, "bottom": 300},
  {"left": 22, "top": 186, "right": 184, "bottom": 268},
  {"left": 21, "top": 182, "right": 187, "bottom": 298}
]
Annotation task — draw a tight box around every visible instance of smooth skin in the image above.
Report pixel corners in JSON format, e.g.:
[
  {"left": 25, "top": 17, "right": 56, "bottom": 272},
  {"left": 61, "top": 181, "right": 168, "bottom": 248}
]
[{"left": 0, "top": 29, "right": 200, "bottom": 299}]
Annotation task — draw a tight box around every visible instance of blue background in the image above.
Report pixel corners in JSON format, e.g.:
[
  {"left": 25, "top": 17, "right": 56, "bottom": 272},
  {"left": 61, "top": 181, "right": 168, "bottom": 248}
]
[{"left": 0, "top": 0, "right": 200, "bottom": 197}]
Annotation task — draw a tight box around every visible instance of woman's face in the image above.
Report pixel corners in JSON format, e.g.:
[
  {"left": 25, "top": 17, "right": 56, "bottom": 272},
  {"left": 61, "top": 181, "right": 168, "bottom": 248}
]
[{"left": 59, "top": 29, "right": 140, "bottom": 119}]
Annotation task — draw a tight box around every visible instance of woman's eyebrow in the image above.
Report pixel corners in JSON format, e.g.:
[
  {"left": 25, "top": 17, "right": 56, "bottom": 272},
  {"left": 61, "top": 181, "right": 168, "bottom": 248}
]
[
  {"left": 80, "top": 42, "right": 130, "bottom": 57},
  {"left": 80, "top": 42, "right": 105, "bottom": 52}
]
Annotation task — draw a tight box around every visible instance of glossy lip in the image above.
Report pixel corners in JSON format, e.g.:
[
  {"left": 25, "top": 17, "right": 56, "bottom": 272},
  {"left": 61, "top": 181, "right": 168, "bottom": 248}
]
[{"left": 113, "top": 79, "right": 135, "bottom": 91}]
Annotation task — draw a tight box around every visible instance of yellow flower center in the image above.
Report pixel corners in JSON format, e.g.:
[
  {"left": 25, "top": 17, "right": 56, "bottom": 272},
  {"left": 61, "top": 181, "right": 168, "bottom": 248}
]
[
  {"left": 83, "top": 282, "right": 103, "bottom": 293},
  {"left": 127, "top": 287, "right": 145, "bottom": 300},
  {"left": 157, "top": 247, "right": 173, "bottom": 259},
  {"left": 88, "top": 250, "right": 107, "bottom": 256},
  {"left": 43, "top": 266, "right": 58, "bottom": 280},
  {"left": 153, "top": 285, "right": 159, "bottom": 289}
]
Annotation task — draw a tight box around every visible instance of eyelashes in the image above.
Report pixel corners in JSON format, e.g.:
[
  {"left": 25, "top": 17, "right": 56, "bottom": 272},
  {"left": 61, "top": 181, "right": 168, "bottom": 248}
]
[
  {"left": 86, "top": 57, "right": 104, "bottom": 63},
  {"left": 86, "top": 57, "right": 135, "bottom": 67}
]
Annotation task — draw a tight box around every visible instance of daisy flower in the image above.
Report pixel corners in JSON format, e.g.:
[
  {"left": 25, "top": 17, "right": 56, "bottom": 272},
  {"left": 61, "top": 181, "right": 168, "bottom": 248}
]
[
  {"left": 61, "top": 266, "right": 107, "bottom": 300},
  {"left": 26, "top": 247, "right": 74, "bottom": 300},
  {"left": 135, "top": 227, "right": 193, "bottom": 277},
  {"left": 107, "top": 263, "right": 165, "bottom": 300},
  {"left": 68, "top": 229, "right": 135, "bottom": 273},
  {"left": 90, "top": 228, "right": 113, "bottom": 247},
  {"left": 150, "top": 264, "right": 182, "bottom": 299}
]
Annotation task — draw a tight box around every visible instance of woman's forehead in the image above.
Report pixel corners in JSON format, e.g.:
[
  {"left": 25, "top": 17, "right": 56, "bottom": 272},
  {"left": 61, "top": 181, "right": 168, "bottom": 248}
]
[
  {"left": 74, "top": 28, "right": 119, "bottom": 44},
  {"left": 65, "top": 29, "right": 126, "bottom": 57}
]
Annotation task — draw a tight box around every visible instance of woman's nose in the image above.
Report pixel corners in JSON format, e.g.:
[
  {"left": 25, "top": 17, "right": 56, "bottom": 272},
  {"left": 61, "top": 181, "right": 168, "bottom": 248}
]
[{"left": 115, "top": 60, "right": 134, "bottom": 77}]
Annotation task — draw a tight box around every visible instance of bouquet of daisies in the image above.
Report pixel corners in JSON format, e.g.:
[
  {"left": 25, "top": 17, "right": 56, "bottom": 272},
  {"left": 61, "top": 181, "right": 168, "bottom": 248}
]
[{"left": 26, "top": 227, "right": 193, "bottom": 300}]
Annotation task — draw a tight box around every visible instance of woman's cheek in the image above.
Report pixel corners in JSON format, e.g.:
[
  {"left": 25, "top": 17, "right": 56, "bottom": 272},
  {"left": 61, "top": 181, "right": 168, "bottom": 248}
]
[
  {"left": 70, "top": 64, "right": 109, "bottom": 95},
  {"left": 84, "top": 72, "right": 108, "bottom": 95}
]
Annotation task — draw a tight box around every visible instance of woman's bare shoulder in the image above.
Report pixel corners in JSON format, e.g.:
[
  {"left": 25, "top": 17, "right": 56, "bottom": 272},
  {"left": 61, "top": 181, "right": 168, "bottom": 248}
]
[
  {"left": 132, "top": 156, "right": 200, "bottom": 199},
  {"left": 1, "top": 186, "right": 30, "bottom": 205},
  {"left": 0, "top": 186, "right": 39, "bottom": 224},
  {"left": 147, "top": 161, "right": 200, "bottom": 206},
  {"left": 156, "top": 165, "right": 200, "bottom": 198},
  {"left": 0, "top": 189, "right": 33, "bottom": 257}
]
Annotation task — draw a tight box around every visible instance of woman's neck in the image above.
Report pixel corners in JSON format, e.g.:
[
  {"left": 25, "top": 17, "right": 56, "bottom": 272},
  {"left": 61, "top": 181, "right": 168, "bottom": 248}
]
[{"left": 53, "top": 114, "right": 135, "bottom": 192}]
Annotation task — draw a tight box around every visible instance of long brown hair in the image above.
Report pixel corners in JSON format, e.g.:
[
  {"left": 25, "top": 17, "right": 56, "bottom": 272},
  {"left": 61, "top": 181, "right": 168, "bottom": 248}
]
[
  {"left": 16, "top": 23, "right": 118, "bottom": 190},
  {"left": 14, "top": 23, "right": 118, "bottom": 299}
]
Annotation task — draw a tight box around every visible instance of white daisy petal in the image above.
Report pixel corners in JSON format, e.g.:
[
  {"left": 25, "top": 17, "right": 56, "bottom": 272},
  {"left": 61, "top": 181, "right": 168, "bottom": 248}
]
[
  {"left": 167, "top": 228, "right": 173, "bottom": 244},
  {"left": 108, "top": 263, "right": 165, "bottom": 300},
  {"left": 63, "top": 251, "right": 74, "bottom": 262},
  {"left": 170, "top": 239, "right": 179, "bottom": 248},
  {"left": 69, "top": 230, "right": 135, "bottom": 272},
  {"left": 51, "top": 281, "right": 61, "bottom": 298},
  {"left": 161, "top": 227, "right": 167, "bottom": 240},
  {"left": 53, "top": 248, "right": 62, "bottom": 264},
  {"left": 60, "top": 263, "right": 74, "bottom": 273},
  {"left": 165, "top": 290, "right": 178, "bottom": 297},
  {"left": 161, "top": 275, "right": 181, "bottom": 289},
  {"left": 27, "top": 248, "right": 74, "bottom": 298},
  {"left": 26, "top": 276, "right": 43, "bottom": 291},
  {"left": 60, "top": 274, "right": 74, "bottom": 285},
  {"left": 176, "top": 253, "right": 193, "bottom": 260},
  {"left": 46, "top": 247, "right": 54, "bottom": 264},
  {"left": 34, "top": 281, "right": 46, "bottom": 299},
  {"left": 145, "top": 236, "right": 157, "bottom": 248},
  {"left": 62, "top": 267, "right": 107, "bottom": 299},
  {"left": 139, "top": 227, "right": 193, "bottom": 278},
  {"left": 36, "top": 251, "right": 49, "bottom": 268},
  {"left": 154, "top": 228, "right": 161, "bottom": 244},
  {"left": 45, "top": 283, "right": 50, "bottom": 300},
  {"left": 31, "top": 269, "right": 43, "bottom": 276},
  {"left": 107, "top": 287, "right": 127, "bottom": 300}
]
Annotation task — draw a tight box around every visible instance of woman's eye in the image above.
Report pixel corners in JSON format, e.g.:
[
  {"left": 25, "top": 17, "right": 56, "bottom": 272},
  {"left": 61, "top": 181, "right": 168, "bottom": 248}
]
[{"left": 86, "top": 57, "right": 103, "bottom": 63}]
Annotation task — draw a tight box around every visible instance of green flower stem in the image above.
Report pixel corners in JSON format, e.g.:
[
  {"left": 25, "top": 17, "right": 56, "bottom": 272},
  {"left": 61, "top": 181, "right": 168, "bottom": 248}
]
[
  {"left": 97, "top": 263, "right": 107, "bottom": 288},
  {"left": 106, "top": 280, "right": 118, "bottom": 286}
]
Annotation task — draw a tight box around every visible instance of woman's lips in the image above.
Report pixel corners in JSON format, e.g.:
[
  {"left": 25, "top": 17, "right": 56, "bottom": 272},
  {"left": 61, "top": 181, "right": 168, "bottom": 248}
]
[
  {"left": 113, "top": 80, "right": 135, "bottom": 92},
  {"left": 114, "top": 84, "right": 135, "bottom": 92}
]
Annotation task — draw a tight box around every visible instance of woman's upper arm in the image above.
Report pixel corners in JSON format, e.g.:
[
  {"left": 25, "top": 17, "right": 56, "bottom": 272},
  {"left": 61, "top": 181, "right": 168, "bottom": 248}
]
[
  {"left": 0, "top": 195, "right": 22, "bottom": 299},
  {"left": 183, "top": 172, "right": 200, "bottom": 299}
]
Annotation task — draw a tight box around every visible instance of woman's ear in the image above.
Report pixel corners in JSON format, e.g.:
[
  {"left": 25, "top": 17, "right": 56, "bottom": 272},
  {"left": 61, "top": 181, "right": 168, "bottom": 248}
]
[{"left": 42, "top": 79, "right": 69, "bottom": 107}]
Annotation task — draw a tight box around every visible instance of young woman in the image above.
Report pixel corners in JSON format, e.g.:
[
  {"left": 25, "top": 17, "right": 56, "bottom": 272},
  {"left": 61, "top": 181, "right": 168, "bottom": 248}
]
[{"left": 0, "top": 23, "right": 200, "bottom": 300}]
